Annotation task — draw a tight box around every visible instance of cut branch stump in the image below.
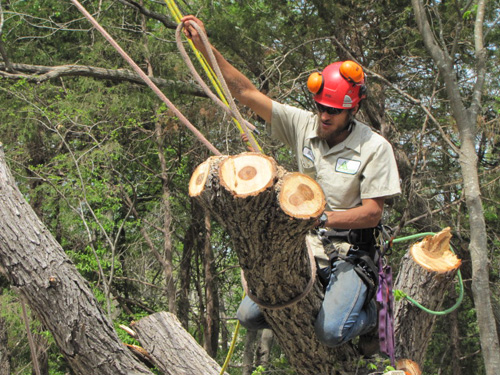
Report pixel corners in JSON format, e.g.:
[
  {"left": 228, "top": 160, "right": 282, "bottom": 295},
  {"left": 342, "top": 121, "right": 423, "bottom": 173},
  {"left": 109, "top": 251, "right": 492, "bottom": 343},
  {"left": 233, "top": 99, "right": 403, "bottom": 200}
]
[{"left": 393, "top": 227, "right": 462, "bottom": 365}]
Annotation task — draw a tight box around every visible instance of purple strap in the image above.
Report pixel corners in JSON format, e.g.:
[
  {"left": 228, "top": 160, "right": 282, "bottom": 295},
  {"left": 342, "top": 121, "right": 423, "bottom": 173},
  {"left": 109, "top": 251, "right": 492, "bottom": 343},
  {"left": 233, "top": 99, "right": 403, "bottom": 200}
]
[{"left": 377, "top": 261, "right": 395, "bottom": 366}]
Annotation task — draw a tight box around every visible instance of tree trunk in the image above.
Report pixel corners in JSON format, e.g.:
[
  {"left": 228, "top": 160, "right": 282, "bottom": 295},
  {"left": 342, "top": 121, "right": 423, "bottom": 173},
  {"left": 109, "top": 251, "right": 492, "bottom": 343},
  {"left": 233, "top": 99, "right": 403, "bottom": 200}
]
[
  {"left": 450, "top": 306, "right": 462, "bottom": 375},
  {"left": 0, "top": 314, "right": 9, "bottom": 375},
  {"left": 0, "top": 146, "right": 152, "bottom": 375},
  {"left": 393, "top": 228, "right": 461, "bottom": 365},
  {"left": 202, "top": 211, "right": 220, "bottom": 358},
  {"left": 189, "top": 153, "right": 364, "bottom": 374},
  {"left": 155, "top": 121, "right": 177, "bottom": 315},
  {"left": 178, "top": 212, "right": 199, "bottom": 331},
  {"left": 459, "top": 137, "right": 500, "bottom": 372},
  {"left": 132, "top": 312, "right": 227, "bottom": 375},
  {"left": 411, "top": 1, "right": 500, "bottom": 373}
]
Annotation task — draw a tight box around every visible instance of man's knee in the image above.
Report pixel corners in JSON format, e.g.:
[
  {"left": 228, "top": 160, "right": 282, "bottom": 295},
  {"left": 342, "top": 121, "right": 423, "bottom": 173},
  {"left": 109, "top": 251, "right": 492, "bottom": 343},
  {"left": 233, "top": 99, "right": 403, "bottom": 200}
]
[
  {"left": 314, "top": 319, "right": 345, "bottom": 347},
  {"left": 237, "top": 298, "right": 270, "bottom": 330}
]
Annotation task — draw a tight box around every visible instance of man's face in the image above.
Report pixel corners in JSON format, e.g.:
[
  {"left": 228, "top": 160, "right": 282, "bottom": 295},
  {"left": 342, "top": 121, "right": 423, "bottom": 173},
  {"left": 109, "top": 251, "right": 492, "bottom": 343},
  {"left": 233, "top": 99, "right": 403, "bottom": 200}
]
[{"left": 315, "top": 102, "right": 354, "bottom": 145}]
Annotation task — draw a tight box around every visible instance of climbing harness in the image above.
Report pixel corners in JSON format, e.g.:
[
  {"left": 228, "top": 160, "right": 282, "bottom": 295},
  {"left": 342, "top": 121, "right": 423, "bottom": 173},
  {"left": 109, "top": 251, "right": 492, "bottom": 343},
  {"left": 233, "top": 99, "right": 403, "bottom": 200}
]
[{"left": 317, "top": 226, "right": 380, "bottom": 307}]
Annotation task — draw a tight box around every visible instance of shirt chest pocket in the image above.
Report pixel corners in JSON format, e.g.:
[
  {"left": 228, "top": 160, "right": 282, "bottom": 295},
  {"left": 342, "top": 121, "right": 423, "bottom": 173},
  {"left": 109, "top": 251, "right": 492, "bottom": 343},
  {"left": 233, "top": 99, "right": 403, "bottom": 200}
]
[
  {"left": 300, "top": 146, "right": 317, "bottom": 179},
  {"left": 300, "top": 156, "right": 316, "bottom": 179},
  {"left": 317, "top": 168, "right": 362, "bottom": 209}
]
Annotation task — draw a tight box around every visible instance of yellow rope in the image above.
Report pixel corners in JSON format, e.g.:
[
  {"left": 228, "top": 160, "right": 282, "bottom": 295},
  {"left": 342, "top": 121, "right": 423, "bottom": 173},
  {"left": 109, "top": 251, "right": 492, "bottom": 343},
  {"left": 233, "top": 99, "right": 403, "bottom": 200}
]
[
  {"left": 165, "top": 0, "right": 262, "bottom": 152},
  {"left": 165, "top": 4, "right": 257, "bottom": 372},
  {"left": 220, "top": 320, "right": 241, "bottom": 375}
]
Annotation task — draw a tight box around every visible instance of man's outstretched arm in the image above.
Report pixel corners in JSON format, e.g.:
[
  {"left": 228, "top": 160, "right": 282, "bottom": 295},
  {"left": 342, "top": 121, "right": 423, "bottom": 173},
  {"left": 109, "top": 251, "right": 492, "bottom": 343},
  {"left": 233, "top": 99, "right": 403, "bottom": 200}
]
[{"left": 181, "top": 15, "right": 272, "bottom": 123}]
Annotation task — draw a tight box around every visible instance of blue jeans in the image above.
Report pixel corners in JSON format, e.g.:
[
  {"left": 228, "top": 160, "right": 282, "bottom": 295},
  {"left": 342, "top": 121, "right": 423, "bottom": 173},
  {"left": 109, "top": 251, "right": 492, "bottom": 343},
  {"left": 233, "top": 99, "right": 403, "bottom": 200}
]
[
  {"left": 314, "top": 260, "right": 377, "bottom": 347},
  {"left": 236, "top": 259, "right": 377, "bottom": 346}
]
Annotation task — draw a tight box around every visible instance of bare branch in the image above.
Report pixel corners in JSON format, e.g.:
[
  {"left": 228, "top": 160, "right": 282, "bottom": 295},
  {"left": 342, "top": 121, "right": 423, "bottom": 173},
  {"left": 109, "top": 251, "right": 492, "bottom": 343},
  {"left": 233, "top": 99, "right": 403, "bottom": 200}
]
[
  {"left": 116, "top": 0, "right": 177, "bottom": 29},
  {"left": 470, "top": 0, "right": 488, "bottom": 118},
  {"left": 0, "top": 62, "right": 206, "bottom": 96},
  {"left": 0, "top": 0, "right": 14, "bottom": 72}
]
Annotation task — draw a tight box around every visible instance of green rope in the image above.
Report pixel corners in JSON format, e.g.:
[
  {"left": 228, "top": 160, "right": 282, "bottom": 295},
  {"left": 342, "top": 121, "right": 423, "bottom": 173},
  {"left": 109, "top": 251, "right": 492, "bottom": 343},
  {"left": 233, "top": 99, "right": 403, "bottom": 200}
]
[{"left": 390, "top": 232, "right": 464, "bottom": 315}]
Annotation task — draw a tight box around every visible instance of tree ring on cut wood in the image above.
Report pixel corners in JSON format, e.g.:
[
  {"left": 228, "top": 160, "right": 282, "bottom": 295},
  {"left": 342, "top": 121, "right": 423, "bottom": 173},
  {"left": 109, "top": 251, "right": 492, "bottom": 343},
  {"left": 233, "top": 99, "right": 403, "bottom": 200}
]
[
  {"left": 188, "top": 159, "right": 211, "bottom": 197},
  {"left": 409, "top": 227, "right": 461, "bottom": 273},
  {"left": 219, "top": 153, "right": 277, "bottom": 198},
  {"left": 279, "top": 172, "right": 325, "bottom": 219}
]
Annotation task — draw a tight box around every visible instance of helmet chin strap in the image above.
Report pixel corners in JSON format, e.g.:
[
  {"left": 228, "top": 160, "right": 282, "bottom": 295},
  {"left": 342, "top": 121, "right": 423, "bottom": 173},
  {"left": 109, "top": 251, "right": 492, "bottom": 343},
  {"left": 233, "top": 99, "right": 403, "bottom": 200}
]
[{"left": 341, "top": 110, "right": 356, "bottom": 134}]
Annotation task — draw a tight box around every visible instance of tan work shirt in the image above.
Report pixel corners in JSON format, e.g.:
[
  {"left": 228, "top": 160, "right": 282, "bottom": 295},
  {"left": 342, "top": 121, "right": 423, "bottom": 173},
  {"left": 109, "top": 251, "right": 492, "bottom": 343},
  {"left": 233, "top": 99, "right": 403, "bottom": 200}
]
[
  {"left": 270, "top": 101, "right": 401, "bottom": 266},
  {"left": 269, "top": 101, "right": 401, "bottom": 211}
]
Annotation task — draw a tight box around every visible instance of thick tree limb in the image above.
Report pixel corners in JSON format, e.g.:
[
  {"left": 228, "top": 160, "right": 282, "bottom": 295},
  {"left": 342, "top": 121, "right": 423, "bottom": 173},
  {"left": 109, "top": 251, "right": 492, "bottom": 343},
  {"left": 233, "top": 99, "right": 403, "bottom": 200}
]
[
  {"left": 133, "top": 312, "right": 227, "bottom": 375},
  {"left": 190, "top": 153, "right": 363, "bottom": 374},
  {"left": 0, "top": 145, "right": 152, "bottom": 375},
  {"left": 0, "top": 63, "right": 205, "bottom": 96}
]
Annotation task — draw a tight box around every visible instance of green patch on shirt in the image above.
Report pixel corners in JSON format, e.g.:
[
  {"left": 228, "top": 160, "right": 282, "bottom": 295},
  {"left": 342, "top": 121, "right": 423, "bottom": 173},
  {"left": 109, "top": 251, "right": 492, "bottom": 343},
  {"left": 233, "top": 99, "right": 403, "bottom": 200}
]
[{"left": 335, "top": 158, "right": 361, "bottom": 175}]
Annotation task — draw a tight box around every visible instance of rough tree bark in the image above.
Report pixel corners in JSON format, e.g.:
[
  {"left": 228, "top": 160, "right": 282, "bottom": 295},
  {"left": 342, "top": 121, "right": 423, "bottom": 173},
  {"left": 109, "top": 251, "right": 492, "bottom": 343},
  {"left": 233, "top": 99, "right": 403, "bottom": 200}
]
[
  {"left": 0, "top": 145, "right": 153, "bottom": 375},
  {"left": 132, "top": 312, "right": 227, "bottom": 375},
  {"left": 155, "top": 120, "right": 177, "bottom": 315},
  {"left": 202, "top": 211, "right": 221, "bottom": 358},
  {"left": 190, "top": 153, "right": 350, "bottom": 375}
]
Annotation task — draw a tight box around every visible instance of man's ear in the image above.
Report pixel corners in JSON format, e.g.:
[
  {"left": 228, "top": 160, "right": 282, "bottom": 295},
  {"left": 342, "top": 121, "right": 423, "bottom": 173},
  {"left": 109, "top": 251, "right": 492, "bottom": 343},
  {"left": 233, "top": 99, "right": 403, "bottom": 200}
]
[{"left": 350, "top": 104, "right": 360, "bottom": 116}]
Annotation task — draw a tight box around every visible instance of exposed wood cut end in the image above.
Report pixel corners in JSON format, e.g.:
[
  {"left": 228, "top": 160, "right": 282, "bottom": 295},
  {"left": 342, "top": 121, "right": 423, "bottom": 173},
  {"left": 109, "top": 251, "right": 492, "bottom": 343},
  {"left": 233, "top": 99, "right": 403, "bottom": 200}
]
[
  {"left": 396, "top": 358, "right": 422, "bottom": 375},
  {"left": 219, "top": 153, "right": 277, "bottom": 197},
  {"left": 189, "top": 158, "right": 211, "bottom": 197},
  {"left": 124, "top": 343, "right": 154, "bottom": 366},
  {"left": 119, "top": 324, "right": 136, "bottom": 338},
  {"left": 279, "top": 172, "right": 325, "bottom": 219},
  {"left": 410, "top": 227, "right": 461, "bottom": 273}
]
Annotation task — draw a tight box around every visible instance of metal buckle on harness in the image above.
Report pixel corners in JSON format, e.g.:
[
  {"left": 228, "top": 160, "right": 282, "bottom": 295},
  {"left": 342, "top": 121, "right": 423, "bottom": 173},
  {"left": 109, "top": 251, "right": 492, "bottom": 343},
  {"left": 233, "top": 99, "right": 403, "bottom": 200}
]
[{"left": 317, "top": 228, "right": 330, "bottom": 245}]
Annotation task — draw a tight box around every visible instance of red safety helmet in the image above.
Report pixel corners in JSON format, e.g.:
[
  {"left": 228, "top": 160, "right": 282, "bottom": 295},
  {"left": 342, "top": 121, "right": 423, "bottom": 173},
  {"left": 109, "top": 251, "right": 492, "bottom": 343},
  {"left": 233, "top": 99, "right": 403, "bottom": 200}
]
[{"left": 307, "top": 61, "right": 367, "bottom": 109}]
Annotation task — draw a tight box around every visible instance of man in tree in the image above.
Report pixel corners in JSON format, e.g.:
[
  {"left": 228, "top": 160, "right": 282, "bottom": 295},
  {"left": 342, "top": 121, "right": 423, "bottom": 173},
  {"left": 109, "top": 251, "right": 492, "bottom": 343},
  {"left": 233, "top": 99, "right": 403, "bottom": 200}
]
[{"left": 181, "top": 15, "right": 401, "bottom": 348}]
